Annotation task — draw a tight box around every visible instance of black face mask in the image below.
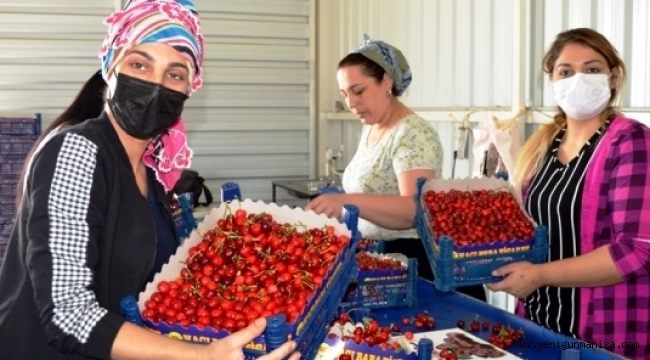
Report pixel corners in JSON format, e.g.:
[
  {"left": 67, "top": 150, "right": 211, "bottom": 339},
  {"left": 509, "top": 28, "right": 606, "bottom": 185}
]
[{"left": 107, "top": 73, "right": 188, "bottom": 140}]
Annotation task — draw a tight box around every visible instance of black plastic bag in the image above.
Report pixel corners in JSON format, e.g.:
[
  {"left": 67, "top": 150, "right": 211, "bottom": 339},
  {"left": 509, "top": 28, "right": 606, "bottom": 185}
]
[{"left": 172, "top": 169, "right": 213, "bottom": 207}]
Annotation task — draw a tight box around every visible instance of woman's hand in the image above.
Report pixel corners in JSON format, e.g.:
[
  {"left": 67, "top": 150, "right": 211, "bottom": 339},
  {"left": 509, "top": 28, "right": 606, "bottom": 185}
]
[
  {"left": 204, "top": 318, "right": 300, "bottom": 360},
  {"left": 305, "top": 194, "right": 347, "bottom": 219},
  {"left": 486, "top": 261, "right": 543, "bottom": 299}
]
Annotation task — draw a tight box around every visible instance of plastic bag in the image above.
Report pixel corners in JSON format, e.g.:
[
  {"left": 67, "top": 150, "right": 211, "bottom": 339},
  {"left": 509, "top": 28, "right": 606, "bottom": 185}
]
[
  {"left": 172, "top": 169, "right": 213, "bottom": 208},
  {"left": 471, "top": 110, "right": 524, "bottom": 179}
]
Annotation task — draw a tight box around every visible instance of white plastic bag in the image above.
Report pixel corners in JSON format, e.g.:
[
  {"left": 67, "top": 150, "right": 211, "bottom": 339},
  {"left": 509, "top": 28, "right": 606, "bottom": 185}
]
[{"left": 471, "top": 109, "right": 525, "bottom": 179}]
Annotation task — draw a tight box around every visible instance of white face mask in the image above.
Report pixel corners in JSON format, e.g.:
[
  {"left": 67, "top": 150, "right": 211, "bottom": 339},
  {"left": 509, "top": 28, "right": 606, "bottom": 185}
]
[{"left": 552, "top": 73, "right": 612, "bottom": 120}]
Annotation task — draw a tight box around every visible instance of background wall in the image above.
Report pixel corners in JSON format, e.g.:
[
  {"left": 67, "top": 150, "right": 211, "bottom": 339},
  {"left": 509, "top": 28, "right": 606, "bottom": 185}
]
[
  {"left": 181, "top": 0, "right": 313, "bottom": 203},
  {"left": 0, "top": 1, "right": 112, "bottom": 119},
  {"left": 317, "top": 0, "right": 650, "bottom": 179},
  {"left": 0, "top": 0, "right": 314, "bottom": 204},
  {"left": 1, "top": 0, "right": 649, "bottom": 202}
]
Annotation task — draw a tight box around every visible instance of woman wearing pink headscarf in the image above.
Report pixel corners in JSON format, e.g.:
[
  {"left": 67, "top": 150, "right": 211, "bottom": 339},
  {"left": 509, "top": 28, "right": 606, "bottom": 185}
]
[{"left": 0, "top": 1, "right": 299, "bottom": 359}]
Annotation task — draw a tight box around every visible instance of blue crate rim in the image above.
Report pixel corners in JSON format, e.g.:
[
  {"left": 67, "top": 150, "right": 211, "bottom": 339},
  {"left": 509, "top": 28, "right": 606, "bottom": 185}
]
[{"left": 414, "top": 177, "right": 549, "bottom": 291}]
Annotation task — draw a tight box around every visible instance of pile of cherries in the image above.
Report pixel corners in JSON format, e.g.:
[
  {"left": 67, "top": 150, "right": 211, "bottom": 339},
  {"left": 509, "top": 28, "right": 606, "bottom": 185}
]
[
  {"left": 488, "top": 324, "right": 524, "bottom": 350},
  {"left": 329, "top": 311, "right": 436, "bottom": 355},
  {"left": 331, "top": 313, "right": 397, "bottom": 350},
  {"left": 141, "top": 208, "right": 350, "bottom": 332},
  {"left": 356, "top": 252, "right": 406, "bottom": 271},
  {"left": 423, "top": 189, "right": 535, "bottom": 247}
]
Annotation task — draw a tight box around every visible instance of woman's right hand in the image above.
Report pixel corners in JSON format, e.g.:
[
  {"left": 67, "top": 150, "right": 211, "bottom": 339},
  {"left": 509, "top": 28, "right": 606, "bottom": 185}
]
[
  {"left": 486, "top": 261, "right": 542, "bottom": 299},
  {"left": 204, "top": 317, "right": 300, "bottom": 360},
  {"left": 305, "top": 194, "right": 347, "bottom": 219}
]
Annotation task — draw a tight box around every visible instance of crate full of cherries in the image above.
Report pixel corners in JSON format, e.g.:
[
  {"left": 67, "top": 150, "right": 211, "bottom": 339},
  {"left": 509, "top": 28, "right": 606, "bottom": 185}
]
[
  {"left": 414, "top": 177, "right": 548, "bottom": 291},
  {"left": 125, "top": 199, "right": 361, "bottom": 359},
  {"left": 340, "top": 252, "right": 417, "bottom": 310}
]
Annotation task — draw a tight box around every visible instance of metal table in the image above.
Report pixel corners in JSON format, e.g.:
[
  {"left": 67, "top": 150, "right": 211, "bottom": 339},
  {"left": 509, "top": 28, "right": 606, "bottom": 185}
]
[
  {"left": 271, "top": 179, "right": 327, "bottom": 202},
  {"left": 368, "top": 279, "right": 624, "bottom": 359}
]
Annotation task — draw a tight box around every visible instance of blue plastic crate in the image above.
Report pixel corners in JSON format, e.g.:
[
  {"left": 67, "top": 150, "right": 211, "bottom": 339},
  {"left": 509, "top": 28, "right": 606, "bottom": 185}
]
[
  {"left": 0, "top": 194, "right": 16, "bottom": 214},
  {"left": 0, "top": 209, "right": 16, "bottom": 223},
  {"left": 0, "top": 155, "right": 27, "bottom": 178},
  {"left": 123, "top": 200, "right": 362, "bottom": 360},
  {"left": 171, "top": 192, "right": 197, "bottom": 241},
  {"left": 172, "top": 182, "right": 241, "bottom": 243},
  {"left": 0, "top": 113, "right": 41, "bottom": 135},
  {"left": 0, "top": 212, "right": 15, "bottom": 224},
  {"left": 170, "top": 180, "right": 242, "bottom": 244},
  {"left": 220, "top": 181, "right": 242, "bottom": 201},
  {"left": 0, "top": 220, "right": 13, "bottom": 239},
  {"left": 340, "top": 256, "right": 418, "bottom": 310},
  {"left": 0, "top": 135, "right": 38, "bottom": 157},
  {"left": 0, "top": 242, "right": 7, "bottom": 266},
  {"left": 356, "top": 238, "right": 386, "bottom": 253},
  {"left": 414, "top": 177, "right": 548, "bottom": 292},
  {"left": 0, "top": 180, "right": 17, "bottom": 198}
]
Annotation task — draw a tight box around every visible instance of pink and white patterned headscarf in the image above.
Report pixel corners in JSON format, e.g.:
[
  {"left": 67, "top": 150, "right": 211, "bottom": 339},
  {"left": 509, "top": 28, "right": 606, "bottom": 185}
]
[{"left": 99, "top": 0, "right": 204, "bottom": 191}]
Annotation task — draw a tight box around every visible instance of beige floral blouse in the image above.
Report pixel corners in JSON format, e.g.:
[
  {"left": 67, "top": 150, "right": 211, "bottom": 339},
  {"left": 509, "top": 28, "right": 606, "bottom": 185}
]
[{"left": 342, "top": 113, "right": 443, "bottom": 240}]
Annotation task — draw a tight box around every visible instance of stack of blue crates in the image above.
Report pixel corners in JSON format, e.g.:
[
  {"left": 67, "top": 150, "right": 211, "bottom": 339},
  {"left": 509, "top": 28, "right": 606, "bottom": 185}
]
[
  {"left": 0, "top": 114, "right": 41, "bottom": 266},
  {"left": 340, "top": 256, "right": 418, "bottom": 310}
]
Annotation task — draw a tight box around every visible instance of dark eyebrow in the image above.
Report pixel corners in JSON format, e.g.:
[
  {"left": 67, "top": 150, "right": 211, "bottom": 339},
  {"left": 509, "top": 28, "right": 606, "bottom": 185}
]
[
  {"left": 341, "top": 84, "right": 364, "bottom": 92},
  {"left": 169, "top": 62, "right": 189, "bottom": 72},
  {"left": 125, "top": 49, "right": 189, "bottom": 72},
  {"left": 125, "top": 49, "right": 154, "bottom": 61},
  {"left": 556, "top": 59, "right": 605, "bottom": 67},
  {"left": 583, "top": 59, "right": 605, "bottom": 66}
]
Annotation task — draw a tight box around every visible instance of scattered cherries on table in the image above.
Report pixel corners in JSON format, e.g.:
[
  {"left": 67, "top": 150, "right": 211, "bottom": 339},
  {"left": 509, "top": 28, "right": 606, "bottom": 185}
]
[
  {"left": 455, "top": 317, "right": 525, "bottom": 350},
  {"left": 329, "top": 311, "right": 437, "bottom": 354}
]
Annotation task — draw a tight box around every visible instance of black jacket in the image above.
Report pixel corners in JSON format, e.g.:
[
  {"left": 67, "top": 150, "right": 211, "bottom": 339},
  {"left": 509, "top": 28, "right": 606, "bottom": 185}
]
[{"left": 0, "top": 114, "right": 176, "bottom": 359}]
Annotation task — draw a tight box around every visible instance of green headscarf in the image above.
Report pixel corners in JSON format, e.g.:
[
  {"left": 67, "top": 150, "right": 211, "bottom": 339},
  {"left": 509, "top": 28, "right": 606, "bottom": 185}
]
[{"left": 352, "top": 34, "right": 412, "bottom": 95}]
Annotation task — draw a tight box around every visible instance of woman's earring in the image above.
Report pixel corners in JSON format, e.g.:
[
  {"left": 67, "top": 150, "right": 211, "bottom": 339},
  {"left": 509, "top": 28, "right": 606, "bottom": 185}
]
[{"left": 386, "top": 89, "right": 392, "bottom": 98}]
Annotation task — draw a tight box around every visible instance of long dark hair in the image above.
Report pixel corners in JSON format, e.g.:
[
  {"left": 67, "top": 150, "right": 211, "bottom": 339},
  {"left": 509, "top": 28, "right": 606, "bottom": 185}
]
[
  {"left": 16, "top": 70, "right": 107, "bottom": 205},
  {"left": 43, "top": 69, "right": 107, "bottom": 134}
]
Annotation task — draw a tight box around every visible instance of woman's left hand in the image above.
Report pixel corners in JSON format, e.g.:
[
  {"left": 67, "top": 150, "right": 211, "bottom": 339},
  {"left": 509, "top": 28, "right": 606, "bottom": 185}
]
[
  {"left": 486, "top": 261, "right": 543, "bottom": 299},
  {"left": 305, "top": 194, "right": 347, "bottom": 219},
  {"left": 204, "top": 318, "right": 300, "bottom": 360}
]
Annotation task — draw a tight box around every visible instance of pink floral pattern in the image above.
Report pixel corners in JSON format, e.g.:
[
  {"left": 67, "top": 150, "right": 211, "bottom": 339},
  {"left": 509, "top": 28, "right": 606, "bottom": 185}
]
[{"left": 143, "top": 119, "right": 193, "bottom": 192}]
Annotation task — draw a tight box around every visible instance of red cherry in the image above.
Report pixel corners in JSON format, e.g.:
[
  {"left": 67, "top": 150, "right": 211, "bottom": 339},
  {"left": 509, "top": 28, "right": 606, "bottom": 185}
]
[
  {"left": 337, "top": 313, "right": 350, "bottom": 325},
  {"left": 470, "top": 320, "right": 481, "bottom": 332}
]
